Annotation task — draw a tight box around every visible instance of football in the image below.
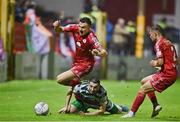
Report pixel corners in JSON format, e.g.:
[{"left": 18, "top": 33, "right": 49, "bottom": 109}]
[{"left": 34, "top": 102, "right": 49, "bottom": 115}]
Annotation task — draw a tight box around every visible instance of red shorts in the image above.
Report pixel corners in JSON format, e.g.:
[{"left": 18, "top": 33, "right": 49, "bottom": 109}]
[
  {"left": 70, "top": 61, "right": 94, "bottom": 86},
  {"left": 150, "top": 72, "right": 177, "bottom": 92}
]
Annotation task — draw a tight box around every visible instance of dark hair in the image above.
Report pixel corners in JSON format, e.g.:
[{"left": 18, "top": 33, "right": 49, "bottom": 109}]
[
  {"left": 89, "top": 77, "right": 100, "bottom": 85},
  {"left": 79, "top": 17, "right": 92, "bottom": 26},
  {"left": 150, "top": 25, "right": 165, "bottom": 36}
]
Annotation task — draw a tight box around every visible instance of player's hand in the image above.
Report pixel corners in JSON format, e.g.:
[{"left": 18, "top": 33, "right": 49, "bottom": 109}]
[
  {"left": 53, "top": 20, "right": 60, "bottom": 27},
  {"left": 91, "top": 49, "right": 100, "bottom": 56},
  {"left": 53, "top": 20, "right": 63, "bottom": 33},
  {"left": 58, "top": 106, "right": 70, "bottom": 114},
  {"left": 53, "top": 20, "right": 61, "bottom": 31},
  {"left": 79, "top": 111, "right": 85, "bottom": 115},
  {"left": 150, "top": 60, "right": 157, "bottom": 67}
]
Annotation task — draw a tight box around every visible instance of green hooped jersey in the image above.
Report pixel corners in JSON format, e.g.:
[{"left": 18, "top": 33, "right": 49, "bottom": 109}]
[{"left": 73, "top": 81, "right": 114, "bottom": 111}]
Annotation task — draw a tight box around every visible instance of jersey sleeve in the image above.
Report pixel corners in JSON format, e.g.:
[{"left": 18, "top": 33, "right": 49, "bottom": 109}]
[
  {"left": 73, "top": 84, "right": 81, "bottom": 94},
  {"left": 155, "top": 44, "right": 163, "bottom": 59},
  {"left": 63, "top": 24, "right": 79, "bottom": 32},
  {"left": 89, "top": 33, "right": 103, "bottom": 50},
  {"left": 100, "top": 95, "right": 108, "bottom": 104},
  {"left": 99, "top": 87, "right": 108, "bottom": 104}
]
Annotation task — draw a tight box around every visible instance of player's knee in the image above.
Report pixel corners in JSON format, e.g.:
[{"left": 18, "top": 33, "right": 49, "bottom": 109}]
[
  {"left": 140, "top": 85, "right": 150, "bottom": 94},
  {"left": 57, "top": 75, "right": 70, "bottom": 86},
  {"left": 139, "top": 86, "right": 146, "bottom": 94},
  {"left": 141, "top": 79, "right": 146, "bottom": 85},
  {"left": 56, "top": 75, "right": 64, "bottom": 84}
]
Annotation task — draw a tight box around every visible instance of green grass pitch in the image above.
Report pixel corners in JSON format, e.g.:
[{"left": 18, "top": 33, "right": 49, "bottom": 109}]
[{"left": 0, "top": 79, "right": 180, "bottom": 121}]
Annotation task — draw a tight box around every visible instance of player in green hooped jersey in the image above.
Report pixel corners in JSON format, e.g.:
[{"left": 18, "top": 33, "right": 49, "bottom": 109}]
[{"left": 59, "top": 77, "right": 129, "bottom": 115}]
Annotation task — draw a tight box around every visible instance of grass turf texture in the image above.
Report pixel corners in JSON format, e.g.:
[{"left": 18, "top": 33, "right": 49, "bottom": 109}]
[{"left": 0, "top": 80, "right": 180, "bottom": 121}]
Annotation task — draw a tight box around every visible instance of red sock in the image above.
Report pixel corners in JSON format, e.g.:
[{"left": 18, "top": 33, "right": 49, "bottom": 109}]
[
  {"left": 131, "top": 91, "right": 145, "bottom": 113},
  {"left": 147, "top": 92, "right": 158, "bottom": 107}
]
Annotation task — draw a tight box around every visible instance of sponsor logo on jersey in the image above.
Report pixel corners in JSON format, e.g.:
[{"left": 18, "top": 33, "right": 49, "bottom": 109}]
[
  {"left": 76, "top": 42, "right": 81, "bottom": 47},
  {"left": 83, "top": 39, "right": 87, "bottom": 43}
]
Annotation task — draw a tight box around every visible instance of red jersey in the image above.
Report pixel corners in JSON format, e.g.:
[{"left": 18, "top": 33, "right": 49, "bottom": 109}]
[
  {"left": 154, "top": 37, "right": 178, "bottom": 75},
  {"left": 63, "top": 24, "right": 102, "bottom": 63}
]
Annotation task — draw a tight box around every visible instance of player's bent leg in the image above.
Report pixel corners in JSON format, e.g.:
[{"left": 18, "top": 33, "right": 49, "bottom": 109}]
[
  {"left": 122, "top": 81, "right": 155, "bottom": 118},
  {"left": 141, "top": 75, "right": 153, "bottom": 85},
  {"left": 142, "top": 74, "right": 159, "bottom": 109},
  {"left": 71, "top": 100, "right": 87, "bottom": 114},
  {"left": 140, "top": 81, "right": 155, "bottom": 93},
  {"left": 141, "top": 81, "right": 162, "bottom": 118},
  {"left": 69, "top": 104, "right": 80, "bottom": 113},
  {"left": 120, "top": 105, "right": 129, "bottom": 112},
  {"left": 115, "top": 104, "right": 129, "bottom": 113},
  {"left": 107, "top": 103, "right": 120, "bottom": 114},
  {"left": 57, "top": 70, "right": 77, "bottom": 86}
]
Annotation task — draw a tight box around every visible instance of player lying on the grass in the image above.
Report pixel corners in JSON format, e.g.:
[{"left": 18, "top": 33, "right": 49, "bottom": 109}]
[
  {"left": 122, "top": 25, "right": 178, "bottom": 118},
  {"left": 59, "top": 77, "right": 129, "bottom": 115},
  {"left": 53, "top": 17, "right": 107, "bottom": 113}
]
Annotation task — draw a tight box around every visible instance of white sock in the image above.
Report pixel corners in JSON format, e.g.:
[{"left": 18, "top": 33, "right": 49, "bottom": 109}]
[
  {"left": 128, "top": 111, "right": 135, "bottom": 116},
  {"left": 116, "top": 105, "right": 122, "bottom": 112}
]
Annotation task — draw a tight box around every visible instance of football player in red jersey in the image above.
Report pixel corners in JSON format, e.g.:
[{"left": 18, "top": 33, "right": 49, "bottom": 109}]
[
  {"left": 122, "top": 25, "right": 178, "bottom": 118},
  {"left": 53, "top": 17, "right": 107, "bottom": 113}
]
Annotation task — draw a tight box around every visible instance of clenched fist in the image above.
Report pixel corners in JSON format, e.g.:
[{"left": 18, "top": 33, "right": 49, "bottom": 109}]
[
  {"left": 53, "top": 20, "right": 60, "bottom": 27},
  {"left": 91, "top": 49, "right": 100, "bottom": 56},
  {"left": 53, "top": 20, "right": 62, "bottom": 33}
]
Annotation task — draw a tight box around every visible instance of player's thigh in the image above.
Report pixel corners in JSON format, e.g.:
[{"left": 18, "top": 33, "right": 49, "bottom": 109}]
[
  {"left": 141, "top": 75, "right": 153, "bottom": 85},
  {"left": 71, "top": 62, "right": 94, "bottom": 78},
  {"left": 70, "top": 100, "right": 86, "bottom": 113},
  {"left": 57, "top": 69, "right": 76, "bottom": 82},
  {"left": 140, "top": 81, "right": 155, "bottom": 93},
  {"left": 69, "top": 104, "right": 79, "bottom": 113}
]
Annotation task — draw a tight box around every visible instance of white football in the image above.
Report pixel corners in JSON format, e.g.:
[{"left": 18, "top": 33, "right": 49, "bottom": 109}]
[{"left": 34, "top": 102, "right": 49, "bottom": 115}]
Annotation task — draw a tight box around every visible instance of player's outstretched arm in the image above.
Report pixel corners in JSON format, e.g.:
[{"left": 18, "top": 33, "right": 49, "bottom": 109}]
[
  {"left": 59, "top": 87, "right": 74, "bottom": 113},
  {"left": 79, "top": 103, "right": 106, "bottom": 116},
  {"left": 53, "top": 20, "right": 64, "bottom": 33}
]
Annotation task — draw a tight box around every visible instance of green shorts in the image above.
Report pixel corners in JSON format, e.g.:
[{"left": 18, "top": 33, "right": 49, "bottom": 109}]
[
  {"left": 72, "top": 100, "right": 119, "bottom": 114},
  {"left": 106, "top": 104, "right": 119, "bottom": 114},
  {"left": 71, "top": 100, "right": 88, "bottom": 112}
]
